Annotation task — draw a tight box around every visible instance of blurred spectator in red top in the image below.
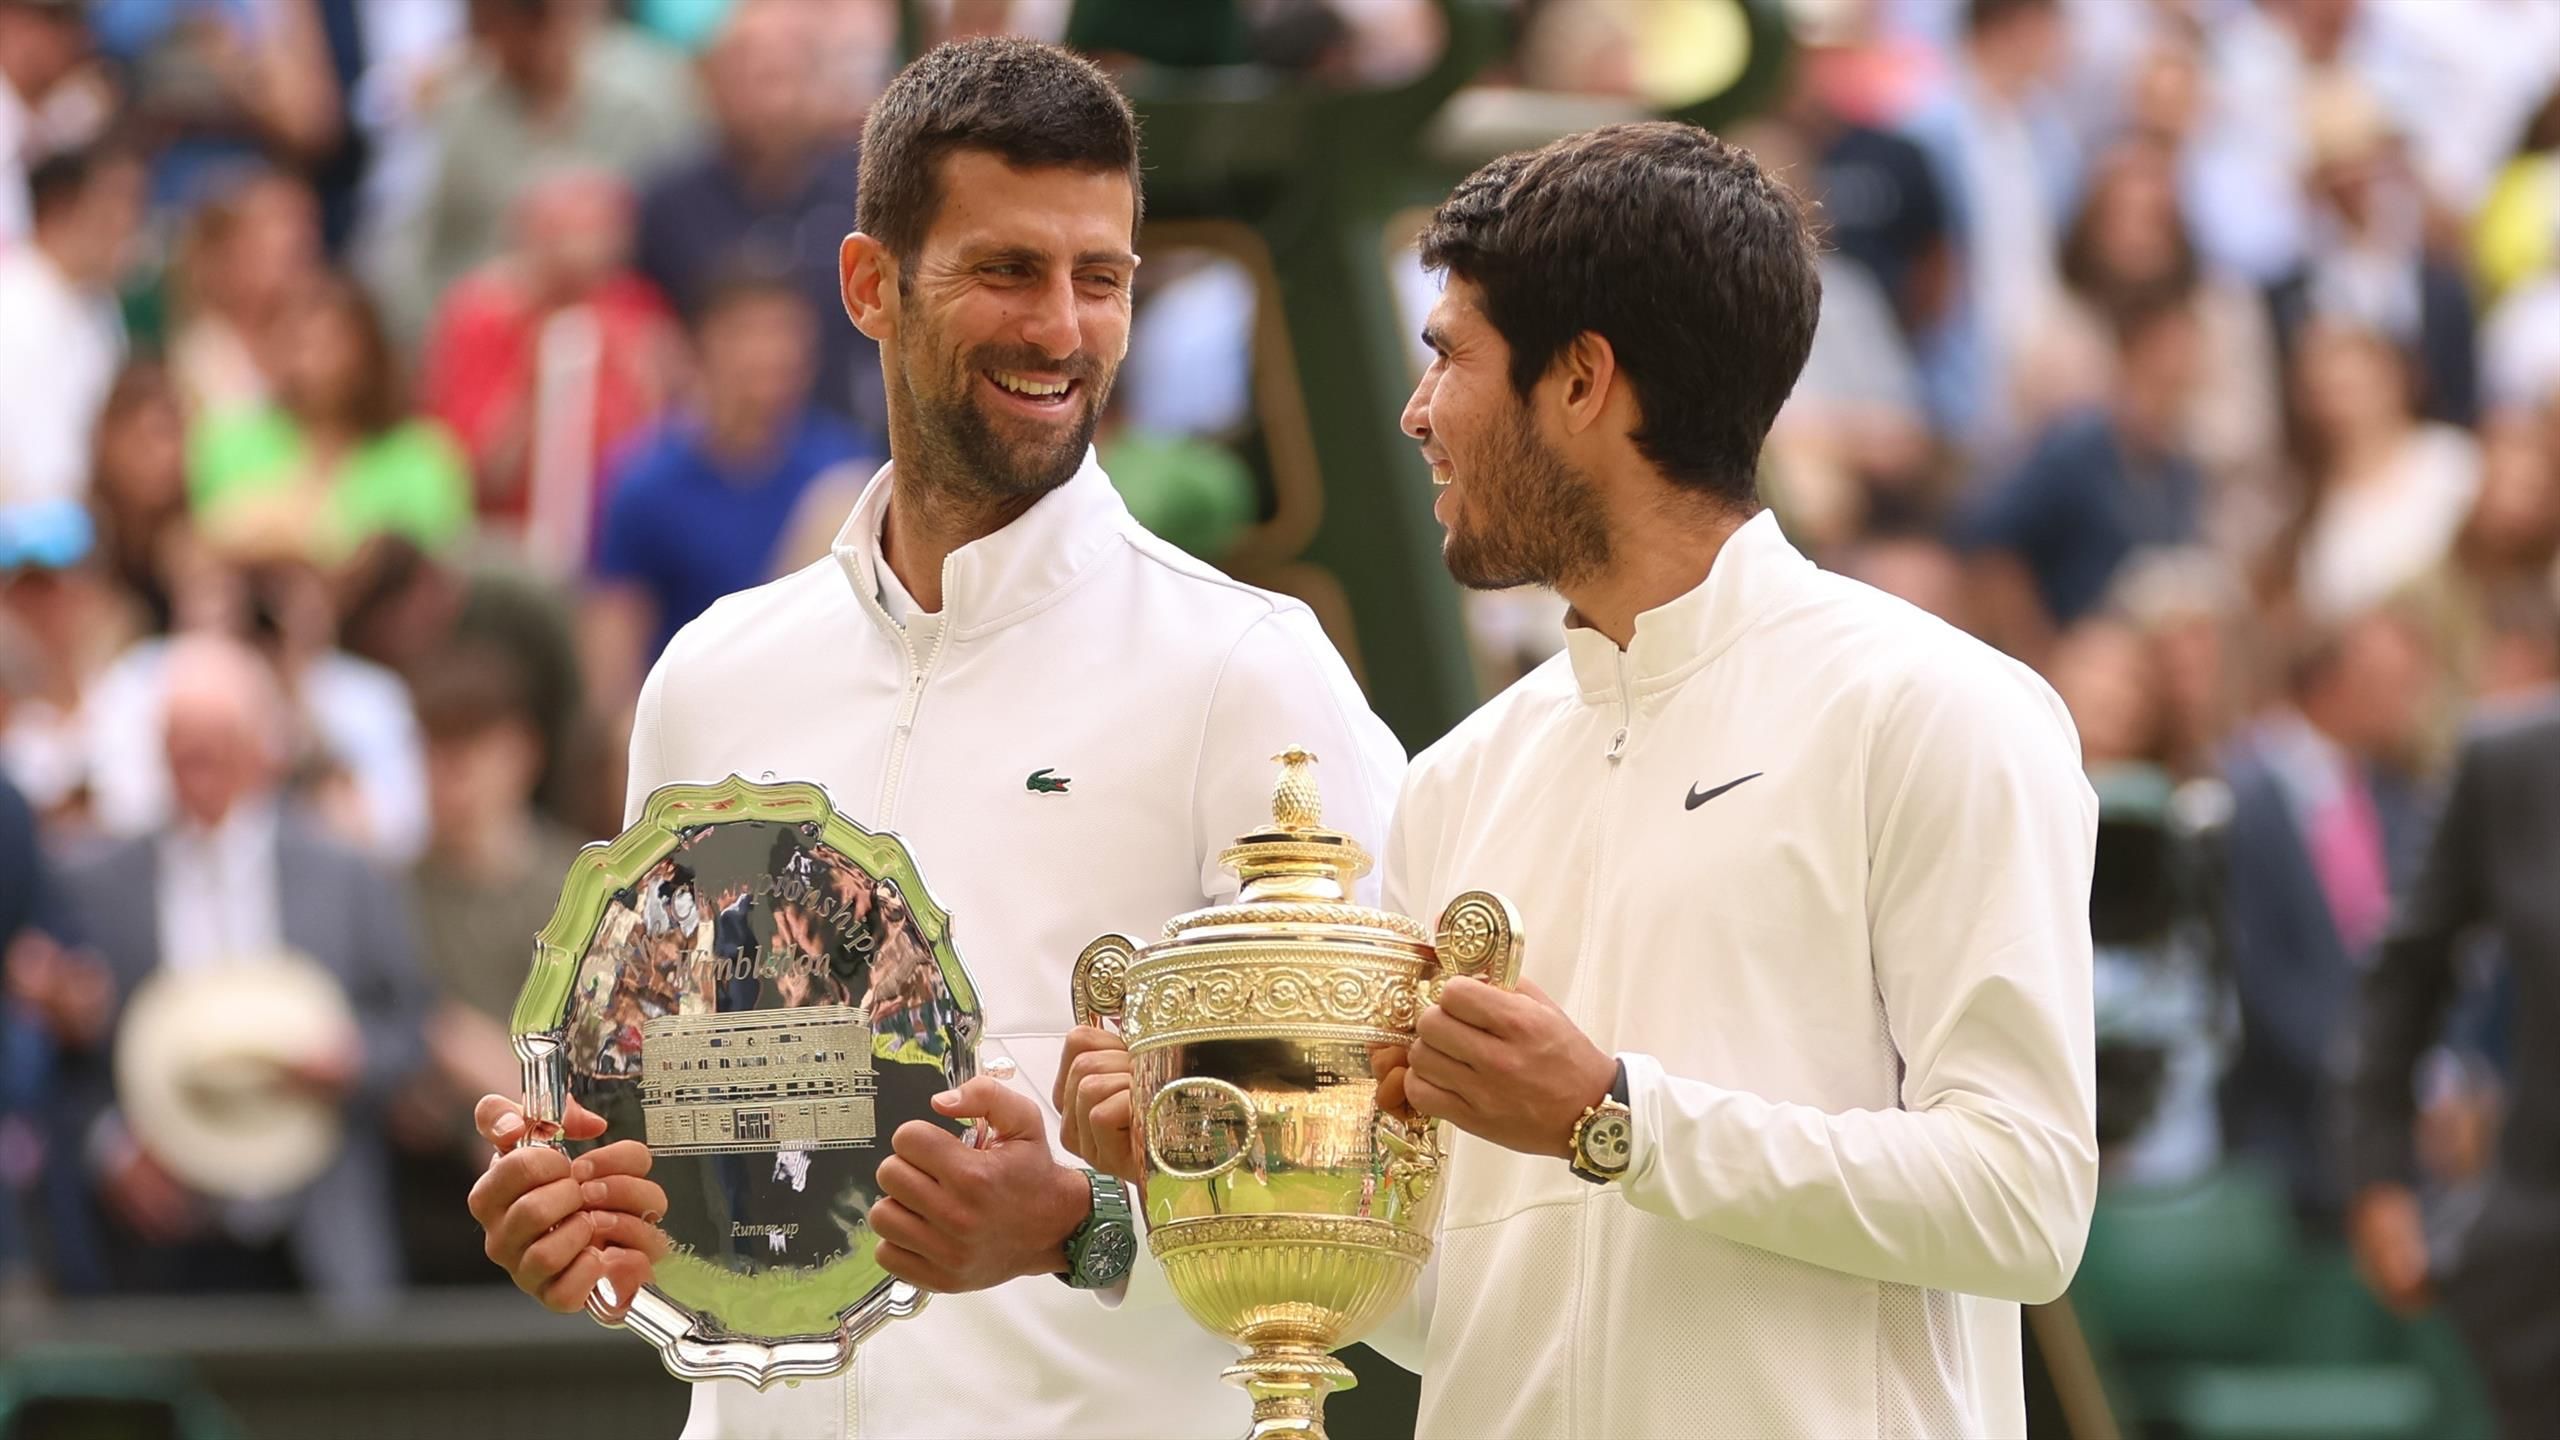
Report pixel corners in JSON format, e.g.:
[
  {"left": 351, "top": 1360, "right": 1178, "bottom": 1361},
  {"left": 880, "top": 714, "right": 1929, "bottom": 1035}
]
[{"left": 419, "top": 166, "right": 679, "bottom": 579}]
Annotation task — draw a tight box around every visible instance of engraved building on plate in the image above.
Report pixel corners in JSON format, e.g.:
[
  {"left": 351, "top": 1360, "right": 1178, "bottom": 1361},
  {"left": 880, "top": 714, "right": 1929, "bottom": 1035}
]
[{"left": 639, "top": 1005, "right": 879, "bottom": 1154}]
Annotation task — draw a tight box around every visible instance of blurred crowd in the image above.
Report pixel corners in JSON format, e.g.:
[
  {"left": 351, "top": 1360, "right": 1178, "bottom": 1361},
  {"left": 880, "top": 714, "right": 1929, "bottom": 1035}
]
[
  {"left": 1715, "top": 0, "right": 2556, "bottom": 1416},
  {"left": 1745, "top": 0, "right": 2552, "bottom": 1282},
  {"left": 1479, "top": 7, "right": 2554, "bottom": 1384},
  {"left": 0, "top": 0, "right": 2549, "bottom": 1390}
]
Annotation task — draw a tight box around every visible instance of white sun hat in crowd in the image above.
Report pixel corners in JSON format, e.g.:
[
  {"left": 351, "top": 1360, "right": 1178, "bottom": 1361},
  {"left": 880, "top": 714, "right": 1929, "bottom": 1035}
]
[{"left": 115, "top": 952, "right": 359, "bottom": 1201}]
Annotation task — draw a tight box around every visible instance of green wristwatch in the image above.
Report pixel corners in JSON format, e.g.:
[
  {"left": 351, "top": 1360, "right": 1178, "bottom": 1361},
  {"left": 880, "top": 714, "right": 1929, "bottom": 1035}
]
[{"left": 1059, "top": 1169, "right": 1137, "bottom": 1290}]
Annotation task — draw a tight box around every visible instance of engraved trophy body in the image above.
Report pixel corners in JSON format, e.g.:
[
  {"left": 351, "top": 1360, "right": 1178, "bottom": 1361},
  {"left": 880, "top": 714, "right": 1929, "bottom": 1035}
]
[
  {"left": 1071, "top": 750, "right": 1520, "bottom": 1439},
  {"left": 513, "top": 776, "right": 985, "bottom": 1386}
]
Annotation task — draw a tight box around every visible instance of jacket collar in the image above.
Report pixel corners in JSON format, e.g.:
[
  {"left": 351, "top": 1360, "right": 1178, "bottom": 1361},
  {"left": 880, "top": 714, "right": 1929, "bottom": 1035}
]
[
  {"left": 829, "top": 448, "right": 1131, "bottom": 640},
  {"left": 1560, "top": 509, "right": 1816, "bottom": 704}
]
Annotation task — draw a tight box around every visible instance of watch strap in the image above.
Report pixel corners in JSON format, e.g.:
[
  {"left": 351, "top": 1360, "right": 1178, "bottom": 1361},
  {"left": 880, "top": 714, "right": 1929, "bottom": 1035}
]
[{"left": 1058, "top": 1169, "right": 1136, "bottom": 1289}]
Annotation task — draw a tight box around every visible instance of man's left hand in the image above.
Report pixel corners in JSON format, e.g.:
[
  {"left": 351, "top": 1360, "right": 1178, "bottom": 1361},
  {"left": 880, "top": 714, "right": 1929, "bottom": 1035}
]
[
  {"left": 870, "top": 1076, "right": 1091, "bottom": 1293},
  {"left": 1407, "top": 977, "right": 1616, "bottom": 1159}
]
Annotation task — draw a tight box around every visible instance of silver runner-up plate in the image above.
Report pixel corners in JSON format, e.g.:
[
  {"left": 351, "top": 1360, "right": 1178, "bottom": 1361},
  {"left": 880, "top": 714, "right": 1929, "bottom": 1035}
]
[{"left": 510, "top": 776, "right": 985, "bottom": 1388}]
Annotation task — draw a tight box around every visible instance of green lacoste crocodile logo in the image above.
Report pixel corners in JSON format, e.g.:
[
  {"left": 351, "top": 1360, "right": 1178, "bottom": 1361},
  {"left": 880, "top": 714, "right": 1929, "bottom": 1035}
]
[{"left": 1027, "top": 768, "right": 1072, "bottom": 796}]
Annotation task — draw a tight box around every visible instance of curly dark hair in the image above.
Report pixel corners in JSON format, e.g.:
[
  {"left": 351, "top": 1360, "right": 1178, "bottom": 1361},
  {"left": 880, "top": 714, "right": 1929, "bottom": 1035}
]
[
  {"left": 855, "top": 36, "right": 1144, "bottom": 267},
  {"left": 1417, "top": 121, "right": 1821, "bottom": 507}
]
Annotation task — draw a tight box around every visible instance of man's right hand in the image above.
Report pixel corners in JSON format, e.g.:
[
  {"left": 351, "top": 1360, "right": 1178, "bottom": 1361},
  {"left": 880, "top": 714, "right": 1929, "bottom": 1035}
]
[
  {"left": 1055, "top": 1026, "right": 1140, "bottom": 1184},
  {"left": 466, "top": 1095, "right": 669, "bottom": 1315},
  {"left": 2348, "top": 1182, "right": 2432, "bottom": 1316}
]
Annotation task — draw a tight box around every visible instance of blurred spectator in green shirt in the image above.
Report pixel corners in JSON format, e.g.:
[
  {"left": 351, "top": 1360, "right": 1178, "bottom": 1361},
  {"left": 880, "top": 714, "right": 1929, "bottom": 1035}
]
[{"left": 189, "top": 273, "right": 470, "bottom": 567}]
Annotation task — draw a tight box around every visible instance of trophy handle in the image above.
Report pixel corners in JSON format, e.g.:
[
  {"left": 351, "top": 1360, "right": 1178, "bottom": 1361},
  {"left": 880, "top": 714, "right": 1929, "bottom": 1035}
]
[
  {"left": 1429, "top": 891, "right": 1523, "bottom": 999},
  {"left": 1071, "top": 934, "right": 1139, "bottom": 1030},
  {"left": 513, "top": 1029, "right": 570, "bottom": 1152}
]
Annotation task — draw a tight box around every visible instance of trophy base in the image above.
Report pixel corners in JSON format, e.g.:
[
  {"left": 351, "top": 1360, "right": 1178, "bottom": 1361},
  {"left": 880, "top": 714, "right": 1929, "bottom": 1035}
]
[{"left": 1223, "top": 1347, "right": 1355, "bottom": 1440}]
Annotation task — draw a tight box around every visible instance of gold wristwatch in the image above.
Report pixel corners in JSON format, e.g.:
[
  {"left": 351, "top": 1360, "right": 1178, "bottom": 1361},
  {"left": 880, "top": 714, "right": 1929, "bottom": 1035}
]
[{"left": 1568, "top": 1058, "right": 1633, "bottom": 1184}]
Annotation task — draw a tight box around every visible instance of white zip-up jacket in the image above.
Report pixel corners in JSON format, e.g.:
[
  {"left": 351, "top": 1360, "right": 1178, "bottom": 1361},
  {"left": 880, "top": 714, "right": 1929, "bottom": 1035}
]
[
  {"left": 1376, "top": 510, "right": 2099, "bottom": 1438},
  {"left": 626, "top": 454, "right": 1406, "bottom": 1439}
]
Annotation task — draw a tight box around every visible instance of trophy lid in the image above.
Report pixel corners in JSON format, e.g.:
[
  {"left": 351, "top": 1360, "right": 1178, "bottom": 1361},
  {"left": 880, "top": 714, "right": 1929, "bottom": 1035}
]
[
  {"left": 1162, "top": 749, "right": 1426, "bottom": 945},
  {"left": 1221, "top": 747, "right": 1370, "bottom": 893}
]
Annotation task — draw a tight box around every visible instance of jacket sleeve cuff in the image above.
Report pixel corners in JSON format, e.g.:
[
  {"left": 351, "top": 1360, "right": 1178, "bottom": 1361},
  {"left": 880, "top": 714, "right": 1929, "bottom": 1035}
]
[{"left": 1617, "top": 1051, "right": 1676, "bottom": 1199}]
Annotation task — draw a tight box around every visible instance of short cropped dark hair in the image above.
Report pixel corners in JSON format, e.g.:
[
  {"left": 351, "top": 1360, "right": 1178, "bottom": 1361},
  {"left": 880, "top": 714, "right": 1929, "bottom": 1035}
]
[
  {"left": 856, "top": 36, "right": 1143, "bottom": 266},
  {"left": 1418, "top": 121, "right": 1820, "bottom": 506}
]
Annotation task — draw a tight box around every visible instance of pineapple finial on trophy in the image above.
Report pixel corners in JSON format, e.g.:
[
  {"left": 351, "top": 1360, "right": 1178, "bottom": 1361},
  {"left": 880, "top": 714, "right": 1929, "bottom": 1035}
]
[
  {"left": 1270, "top": 747, "right": 1322, "bottom": 831},
  {"left": 1222, "top": 746, "right": 1366, "bottom": 903}
]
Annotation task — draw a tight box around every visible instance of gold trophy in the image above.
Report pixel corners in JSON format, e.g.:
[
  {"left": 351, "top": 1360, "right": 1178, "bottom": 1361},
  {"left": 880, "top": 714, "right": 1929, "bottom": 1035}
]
[{"left": 1071, "top": 749, "right": 1520, "bottom": 1439}]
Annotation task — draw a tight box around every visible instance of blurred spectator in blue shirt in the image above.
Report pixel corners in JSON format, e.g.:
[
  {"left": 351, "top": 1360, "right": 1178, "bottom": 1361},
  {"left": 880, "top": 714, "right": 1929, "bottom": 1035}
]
[
  {"left": 586, "top": 271, "right": 869, "bottom": 714},
  {"left": 1958, "top": 285, "right": 2207, "bottom": 660}
]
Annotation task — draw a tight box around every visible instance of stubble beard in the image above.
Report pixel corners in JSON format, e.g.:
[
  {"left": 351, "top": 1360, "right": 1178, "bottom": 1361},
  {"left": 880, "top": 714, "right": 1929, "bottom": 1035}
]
[
  {"left": 891, "top": 323, "right": 1113, "bottom": 525},
  {"left": 1441, "top": 408, "right": 1611, "bottom": 592}
]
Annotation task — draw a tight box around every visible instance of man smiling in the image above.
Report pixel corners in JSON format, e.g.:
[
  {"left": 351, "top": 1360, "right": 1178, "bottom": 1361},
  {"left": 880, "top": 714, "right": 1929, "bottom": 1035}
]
[
  {"left": 463, "top": 38, "right": 1401, "bottom": 1440},
  {"left": 1379, "top": 121, "right": 2100, "bottom": 1438}
]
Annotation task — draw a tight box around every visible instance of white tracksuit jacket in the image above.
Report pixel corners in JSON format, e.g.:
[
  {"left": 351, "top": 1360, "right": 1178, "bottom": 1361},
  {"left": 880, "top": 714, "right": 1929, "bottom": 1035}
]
[
  {"left": 1374, "top": 510, "right": 2100, "bottom": 1439},
  {"left": 628, "top": 454, "right": 1406, "bottom": 1438}
]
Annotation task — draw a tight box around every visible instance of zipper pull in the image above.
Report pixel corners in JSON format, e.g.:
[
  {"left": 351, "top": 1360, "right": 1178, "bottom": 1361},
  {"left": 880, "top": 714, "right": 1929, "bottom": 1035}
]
[
  {"left": 894, "top": 671, "right": 925, "bottom": 731},
  {"left": 1606, "top": 727, "right": 1628, "bottom": 763}
]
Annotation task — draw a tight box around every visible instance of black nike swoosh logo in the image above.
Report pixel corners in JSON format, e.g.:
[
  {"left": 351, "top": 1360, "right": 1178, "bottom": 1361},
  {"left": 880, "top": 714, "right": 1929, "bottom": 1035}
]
[{"left": 1685, "top": 773, "right": 1762, "bottom": 810}]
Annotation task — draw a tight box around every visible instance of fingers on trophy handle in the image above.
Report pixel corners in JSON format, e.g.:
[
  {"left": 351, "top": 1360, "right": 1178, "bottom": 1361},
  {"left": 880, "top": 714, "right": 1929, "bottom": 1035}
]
[
  {"left": 1071, "top": 934, "right": 1138, "bottom": 1031},
  {"left": 1427, "top": 890, "right": 1524, "bottom": 1004}
]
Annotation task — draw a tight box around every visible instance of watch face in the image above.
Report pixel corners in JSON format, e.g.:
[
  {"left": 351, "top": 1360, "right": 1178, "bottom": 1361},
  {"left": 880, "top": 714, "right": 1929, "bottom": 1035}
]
[
  {"left": 1586, "top": 1114, "right": 1633, "bottom": 1171},
  {"left": 1087, "top": 1223, "right": 1137, "bottom": 1278}
]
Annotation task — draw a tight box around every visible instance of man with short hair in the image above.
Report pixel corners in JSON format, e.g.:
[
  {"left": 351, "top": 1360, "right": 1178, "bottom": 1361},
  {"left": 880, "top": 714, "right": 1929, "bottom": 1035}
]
[
  {"left": 0, "top": 0, "right": 89, "bottom": 244},
  {"left": 1065, "top": 120, "right": 2101, "bottom": 1437},
  {"left": 1957, "top": 285, "right": 2209, "bottom": 654},
  {"left": 466, "top": 37, "right": 1401, "bottom": 1440},
  {"left": 57, "top": 635, "right": 432, "bottom": 1310},
  {"left": 0, "top": 141, "right": 142, "bottom": 508},
  {"left": 584, "top": 269, "right": 871, "bottom": 708},
  {"left": 1376, "top": 122, "right": 2096, "bottom": 1437},
  {"left": 2223, "top": 608, "right": 2434, "bottom": 1224}
]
